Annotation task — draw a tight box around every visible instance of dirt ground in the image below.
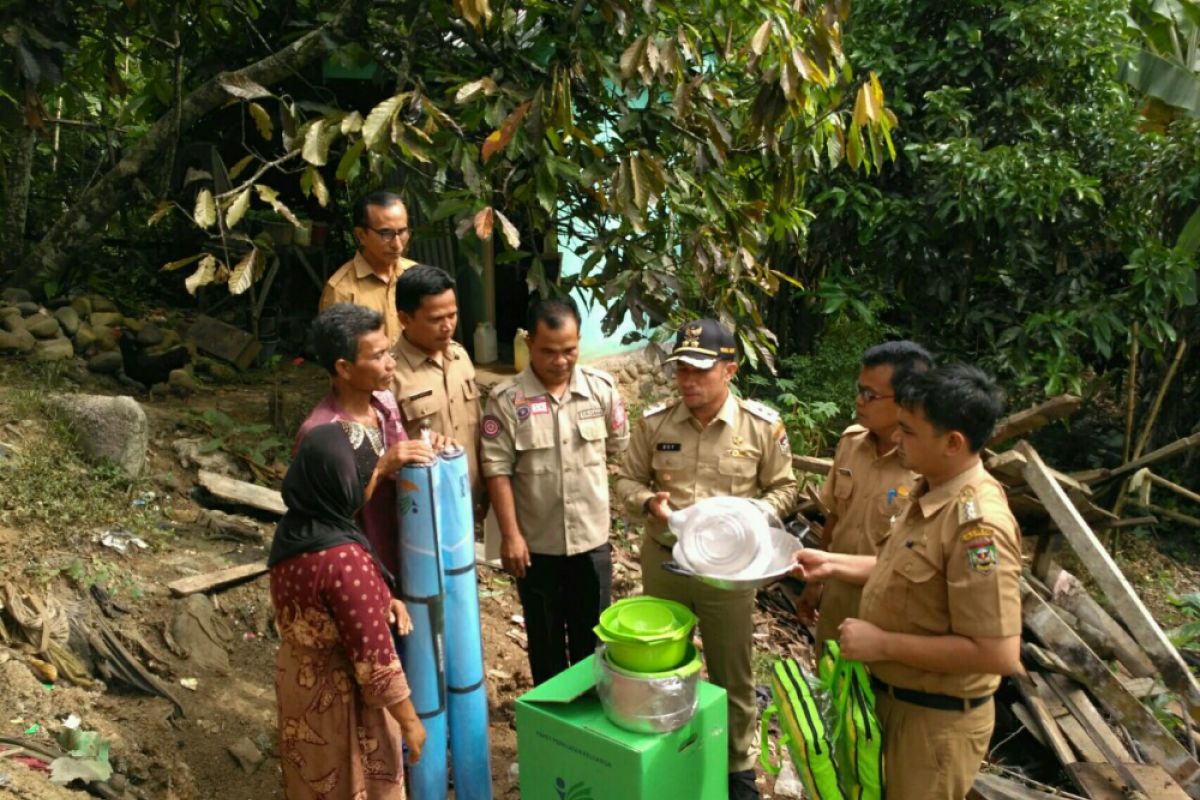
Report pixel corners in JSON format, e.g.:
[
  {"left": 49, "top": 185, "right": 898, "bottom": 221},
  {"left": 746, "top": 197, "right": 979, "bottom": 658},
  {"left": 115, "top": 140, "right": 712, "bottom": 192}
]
[{"left": 0, "top": 359, "right": 537, "bottom": 799}]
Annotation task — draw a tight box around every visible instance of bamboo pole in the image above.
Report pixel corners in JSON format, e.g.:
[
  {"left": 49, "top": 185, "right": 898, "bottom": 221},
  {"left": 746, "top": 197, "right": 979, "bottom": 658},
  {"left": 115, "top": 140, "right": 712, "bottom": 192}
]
[
  {"left": 1114, "top": 338, "right": 1187, "bottom": 517},
  {"left": 1123, "top": 321, "right": 1139, "bottom": 463}
]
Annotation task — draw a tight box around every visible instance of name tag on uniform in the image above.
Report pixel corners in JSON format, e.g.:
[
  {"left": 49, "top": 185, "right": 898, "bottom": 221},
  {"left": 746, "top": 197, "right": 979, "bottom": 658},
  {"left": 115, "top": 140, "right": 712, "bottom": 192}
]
[
  {"left": 529, "top": 400, "right": 550, "bottom": 415},
  {"left": 657, "top": 443, "right": 681, "bottom": 452},
  {"left": 578, "top": 407, "right": 604, "bottom": 420},
  {"left": 407, "top": 389, "right": 434, "bottom": 401}
]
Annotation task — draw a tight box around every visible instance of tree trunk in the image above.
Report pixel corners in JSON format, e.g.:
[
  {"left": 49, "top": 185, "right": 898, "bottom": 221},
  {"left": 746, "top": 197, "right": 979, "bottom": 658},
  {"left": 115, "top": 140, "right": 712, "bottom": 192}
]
[
  {"left": 2, "top": 122, "right": 37, "bottom": 280},
  {"left": 13, "top": 0, "right": 365, "bottom": 294}
]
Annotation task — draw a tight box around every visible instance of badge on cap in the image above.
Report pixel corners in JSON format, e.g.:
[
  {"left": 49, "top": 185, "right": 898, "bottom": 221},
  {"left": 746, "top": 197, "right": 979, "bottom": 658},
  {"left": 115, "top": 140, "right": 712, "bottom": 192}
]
[{"left": 682, "top": 323, "right": 704, "bottom": 348}]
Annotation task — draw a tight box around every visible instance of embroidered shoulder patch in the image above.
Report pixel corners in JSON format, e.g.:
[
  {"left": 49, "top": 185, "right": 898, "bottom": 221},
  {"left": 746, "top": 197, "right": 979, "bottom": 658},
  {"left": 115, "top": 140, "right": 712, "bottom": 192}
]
[
  {"left": 741, "top": 399, "right": 781, "bottom": 424},
  {"left": 957, "top": 486, "right": 982, "bottom": 526},
  {"left": 773, "top": 421, "right": 790, "bottom": 455},
  {"left": 611, "top": 397, "right": 627, "bottom": 429},
  {"left": 481, "top": 415, "right": 503, "bottom": 439},
  {"left": 962, "top": 528, "right": 998, "bottom": 575}
]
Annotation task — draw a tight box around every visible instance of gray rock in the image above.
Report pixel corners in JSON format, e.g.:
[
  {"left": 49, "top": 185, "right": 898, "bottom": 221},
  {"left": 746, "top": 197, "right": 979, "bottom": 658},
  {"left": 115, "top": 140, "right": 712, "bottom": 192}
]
[
  {"left": 43, "top": 394, "right": 148, "bottom": 478},
  {"left": 89, "top": 311, "right": 124, "bottom": 329},
  {"left": 149, "top": 382, "right": 170, "bottom": 400},
  {"left": 172, "top": 437, "right": 245, "bottom": 477},
  {"left": 227, "top": 737, "right": 264, "bottom": 774},
  {"left": 0, "top": 288, "right": 32, "bottom": 304},
  {"left": 199, "top": 360, "right": 238, "bottom": 382},
  {"left": 0, "top": 329, "right": 35, "bottom": 354},
  {"left": 16, "top": 301, "right": 39, "bottom": 316},
  {"left": 61, "top": 357, "right": 89, "bottom": 384},
  {"left": 89, "top": 295, "right": 117, "bottom": 313},
  {"left": 88, "top": 351, "right": 124, "bottom": 375},
  {"left": 93, "top": 326, "right": 119, "bottom": 352},
  {"left": 1, "top": 313, "right": 24, "bottom": 333},
  {"left": 31, "top": 337, "right": 75, "bottom": 361},
  {"left": 160, "top": 329, "right": 182, "bottom": 348},
  {"left": 25, "top": 313, "right": 61, "bottom": 339},
  {"left": 136, "top": 323, "right": 165, "bottom": 347},
  {"left": 168, "top": 368, "right": 200, "bottom": 396},
  {"left": 73, "top": 323, "right": 97, "bottom": 353},
  {"left": 54, "top": 306, "right": 80, "bottom": 336},
  {"left": 70, "top": 296, "right": 92, "bottom": 319}
]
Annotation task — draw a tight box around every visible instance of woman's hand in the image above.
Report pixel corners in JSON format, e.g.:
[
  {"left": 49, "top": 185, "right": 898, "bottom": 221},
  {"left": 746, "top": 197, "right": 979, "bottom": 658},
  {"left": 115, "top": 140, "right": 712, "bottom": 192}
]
[
  {"left": 389, "top": 598, "right": 413, "bottom": 636},
  {"left": 392, "top": 699, "right": 427, "bottom": 765}
]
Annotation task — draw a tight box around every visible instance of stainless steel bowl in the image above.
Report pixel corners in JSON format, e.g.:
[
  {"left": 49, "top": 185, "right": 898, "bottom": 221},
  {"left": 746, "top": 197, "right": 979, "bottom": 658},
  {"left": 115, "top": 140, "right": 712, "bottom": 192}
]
[
  {"left": 593, "top": 646, "right": 700, "bottom": 733},
  {"left": 664, "top": 525, "right": 805, "bottom": 591}
]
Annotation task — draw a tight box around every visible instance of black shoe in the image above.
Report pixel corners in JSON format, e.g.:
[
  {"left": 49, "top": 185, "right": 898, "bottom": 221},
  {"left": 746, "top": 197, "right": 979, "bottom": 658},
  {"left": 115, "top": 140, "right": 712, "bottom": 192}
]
[{"left": 728, "top": 769, "right": 760, "bottom": 800}]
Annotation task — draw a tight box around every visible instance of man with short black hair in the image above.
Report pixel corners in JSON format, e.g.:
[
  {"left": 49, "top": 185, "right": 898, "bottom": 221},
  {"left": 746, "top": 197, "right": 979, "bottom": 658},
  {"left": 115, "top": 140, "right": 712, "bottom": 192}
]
[
  {"left": 297, "top": 303, "right": 435, "bottom": 577},
  {"left": 793, "top": 364, "right": 1022, "bottom": 799},
  {"left": 319, "top": 190, "right": 416, "bottom": 346},
  {"left": 798, "top": 340, "right": 934, "bottom": 655},
  {"left": 616, "top": 318, "right": 798, "bottom": 800},
  {"left": 391, "top": 264, "right": 482, "bottom": 493},
  {"left": 481, "top": 296, "right": 629, "bottom": 684}
]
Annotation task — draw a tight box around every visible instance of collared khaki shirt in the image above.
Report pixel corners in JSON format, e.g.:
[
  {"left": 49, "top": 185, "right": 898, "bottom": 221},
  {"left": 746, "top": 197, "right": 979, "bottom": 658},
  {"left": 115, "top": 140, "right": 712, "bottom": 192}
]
[
  {"left": 319, "top": 252, "right": 417, "bottom": 346},
  {"left": 859, "top": 460, "right": 1022, "bottom": 698},
  {"left": 616, "top": 394, "right": 798, "bottom": 547},
  {"left": 817, "top": 425, "right": 918, "bottom": 644},
  {"left": 480, "top": 366, "right": 629, "bottom": 555},
  {"left": 392, "top": 336, "right": 482, "bottom": 489}
]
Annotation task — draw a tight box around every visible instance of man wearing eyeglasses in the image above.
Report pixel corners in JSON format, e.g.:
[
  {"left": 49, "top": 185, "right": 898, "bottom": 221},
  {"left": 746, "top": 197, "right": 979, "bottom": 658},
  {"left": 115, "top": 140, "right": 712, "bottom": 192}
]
[
  {"left": 319, "top": 190, "right": 416, "bottom": 347},
  {"left": 797, "top": 341, "right": 934, "bottom": 657}
]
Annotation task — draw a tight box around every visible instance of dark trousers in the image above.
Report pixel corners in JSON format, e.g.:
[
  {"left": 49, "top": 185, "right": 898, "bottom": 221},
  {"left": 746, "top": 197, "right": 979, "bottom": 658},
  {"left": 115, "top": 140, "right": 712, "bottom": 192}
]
[{"left": 515, "top": 544, "right": 612, "bottom": 685}]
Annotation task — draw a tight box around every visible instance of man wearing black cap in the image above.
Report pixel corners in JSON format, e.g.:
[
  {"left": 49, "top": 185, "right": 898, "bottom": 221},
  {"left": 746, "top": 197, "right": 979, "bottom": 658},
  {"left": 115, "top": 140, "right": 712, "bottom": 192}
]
[{"left": 615, "top": 318, "right": 798, "bottom": 800}]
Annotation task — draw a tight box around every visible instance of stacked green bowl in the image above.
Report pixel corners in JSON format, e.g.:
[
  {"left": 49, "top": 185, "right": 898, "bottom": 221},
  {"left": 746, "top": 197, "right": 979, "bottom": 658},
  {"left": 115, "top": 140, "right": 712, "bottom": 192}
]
[{"left": 594, "top": 596, "right": 697, "bottom": 673}]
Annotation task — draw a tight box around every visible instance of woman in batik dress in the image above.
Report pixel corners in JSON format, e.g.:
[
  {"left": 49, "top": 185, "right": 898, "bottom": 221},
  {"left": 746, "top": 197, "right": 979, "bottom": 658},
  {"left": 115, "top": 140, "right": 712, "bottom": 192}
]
[{"left": 269, "top": 421, "right": 428, "bottom": 799}]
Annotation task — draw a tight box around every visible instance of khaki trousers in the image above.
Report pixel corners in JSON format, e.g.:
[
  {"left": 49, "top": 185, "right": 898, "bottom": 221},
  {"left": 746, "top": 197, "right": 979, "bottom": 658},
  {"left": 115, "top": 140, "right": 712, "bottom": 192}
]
[
  {"left": 641, "top": 536, "right": 755, "bottom": 772},
  {"left": 876, "top": 692, "right": 994, "bottom": 799}
]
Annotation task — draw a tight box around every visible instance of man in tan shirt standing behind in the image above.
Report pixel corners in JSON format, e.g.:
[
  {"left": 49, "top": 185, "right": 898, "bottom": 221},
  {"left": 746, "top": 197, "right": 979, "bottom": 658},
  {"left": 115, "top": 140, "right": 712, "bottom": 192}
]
[
  {"left": 391, "top": 265, "right": 482, "bottom": 494},
  {"left": 481, "top": 297, "right": 629, "bottom": 685},
  {"left": 319, "top": 190, "right": 416, "bottom": 346},
  {"left": 798, "top": 341, "right": 934, "bottom": 656}
]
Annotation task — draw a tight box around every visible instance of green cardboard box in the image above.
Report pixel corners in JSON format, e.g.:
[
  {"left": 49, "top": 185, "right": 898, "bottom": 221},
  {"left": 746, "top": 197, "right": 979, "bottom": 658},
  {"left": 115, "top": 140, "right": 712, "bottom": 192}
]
[{"left": 516, "top": 656, "right": 729, "bottom": 800}]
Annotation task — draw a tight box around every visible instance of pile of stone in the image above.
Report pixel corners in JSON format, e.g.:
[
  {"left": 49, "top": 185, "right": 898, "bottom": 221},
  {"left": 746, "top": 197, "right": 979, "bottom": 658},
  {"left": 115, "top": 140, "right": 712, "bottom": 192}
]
[{"left": 0, "top": 288, "right": 200, "bottom": 395}]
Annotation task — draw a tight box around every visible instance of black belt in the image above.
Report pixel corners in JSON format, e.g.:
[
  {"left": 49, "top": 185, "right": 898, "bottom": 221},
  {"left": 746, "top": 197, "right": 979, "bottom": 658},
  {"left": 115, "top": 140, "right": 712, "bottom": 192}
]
[{"left": 870, "top": 675, "right": 992, "bottom": 712}]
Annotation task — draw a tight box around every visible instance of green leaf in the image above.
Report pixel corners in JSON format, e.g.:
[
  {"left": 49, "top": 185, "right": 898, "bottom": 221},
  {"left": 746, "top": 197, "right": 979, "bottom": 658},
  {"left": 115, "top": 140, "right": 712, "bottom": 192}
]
[
  {"left": 1175, "top": 205, "right": 1200, "bottom": 255},
  {"left": 363, "top": 93, "right": 409, "bottom": 151},
  {"left": 336, "top": 140, "right": 365, "bottom": 181},
  {"left": 161, "top": 253, "right": 204, "bottom": 272},
  {"left": 194, "top": 189, "right": 216, "bottom": 229},
  {"left": 1120, "top": 48, "right": 1200, "bottom": 117},
  {"left": 228, "top": 248, "right": 258, "bottom": 296},
  {"left": 225, "top": 188, "right": 252, "bottom": 228},
  {"left": 248, "top": 102, "right": 273, "bottom": 140}
]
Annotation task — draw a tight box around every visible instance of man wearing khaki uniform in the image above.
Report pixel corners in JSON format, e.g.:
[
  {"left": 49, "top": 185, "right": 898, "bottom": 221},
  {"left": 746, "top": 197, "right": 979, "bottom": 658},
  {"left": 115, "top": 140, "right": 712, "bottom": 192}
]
[
  {"left": 794, "top": 364, "right": 1022, "bottom": 800},
  {"left": 392, "top": 266, "right": 482, "bottom": 492},
  {"left": 482, "top": 297, "right": 629, "bottom": 685},
  {"left": 319, "top": 190, "right": 417, "bottom": 346},
  {"left": 616, "top": 319, "right": 797, "bottom": 800},
  {"left": 799, "top": 341, "right": 933, "bottom": 655}
]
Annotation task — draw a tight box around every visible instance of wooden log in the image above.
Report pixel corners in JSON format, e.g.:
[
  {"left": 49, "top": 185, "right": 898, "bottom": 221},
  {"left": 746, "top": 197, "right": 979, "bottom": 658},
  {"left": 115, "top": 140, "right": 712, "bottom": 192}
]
[
  {"left": 197, "top": 469, "right": 286, "bottom": 516},
  {"left": 1094, "top": 515, "right": 1158, "bottom": 531},
  {"left": 1069, "top": 763, "right": 1190, "bottom": 800},
  {"left": 1047, "top": 674, "right": 1133, "bottom": 763},
  {"left": 1020, "top": 582, "right": 1200, "bottom": 794},
  {"left": 1014, "top": 674, "right": 1076, "bottom": 767},
  {"left": 1147, "top": 472, "right": 1200, "bottom": 507},
  {"left": 1011, "top": 701, "right": 1048, "bottom": 748},
  {"left": 1017, "top": 441, "right": 1200, "bottom": 716},
  {"left": 185, "top": 314, "right": 261, "bottom": 370},
  {"left": 1046, "top": 565, "right": 1158, "bottom": 678},
  {"left": 1143, "top": 503, "right": 1200, "bottom": 529},
  {"left": 168, "top": 561, "right": 268, "bottom": 597},
  {"left": 1108, "top": 433, "right": 1200, "bottom": 481},
  {"left": 986, "top": 450, "right": 1028, "bottom": 485},
  {"left": 791, "top": 454, "right": 832, "bottom": 475},
  {"left": 989, "top": 394, "right": 1083, "bottom": 447},
  {"left": 971, "top": 772, "right": 1080, "bottom": 799}
]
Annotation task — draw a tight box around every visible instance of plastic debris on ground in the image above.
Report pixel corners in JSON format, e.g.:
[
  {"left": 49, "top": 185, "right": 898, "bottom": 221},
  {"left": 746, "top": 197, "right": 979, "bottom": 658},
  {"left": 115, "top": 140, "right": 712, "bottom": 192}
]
[{"left": 97, "top": 529, "right": 149, "bottom": 554}]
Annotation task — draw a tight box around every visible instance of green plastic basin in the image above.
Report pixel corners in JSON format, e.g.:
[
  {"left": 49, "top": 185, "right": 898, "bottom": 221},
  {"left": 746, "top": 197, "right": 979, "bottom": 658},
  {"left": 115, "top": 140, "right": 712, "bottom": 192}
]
[
  {"left": 603, "top": 642, "right": 703, "bottom": 679},
  {"left": 597, "top": 597, "right": 696, "bottom": 642},
  {"left": 595, "top": 626, "right": 691, "bottom": 672}
]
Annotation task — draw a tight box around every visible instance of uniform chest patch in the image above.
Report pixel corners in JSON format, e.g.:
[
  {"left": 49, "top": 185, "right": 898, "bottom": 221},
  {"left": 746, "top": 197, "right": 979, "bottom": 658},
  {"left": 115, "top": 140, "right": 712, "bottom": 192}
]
[
  {"left": 962, "top": 528, "right": 998, "bottom": 575},
  {"left": 529, "top": 399, "right": 550, "bottom": 415},
  {"left": 578, "top": 407, "right": 604, "bottom": 420},
  {"left": 407, "top": 389, "right": 434, "bottom": 401},
  {"left": 516, "top": 405, "right": 531, "bottom": 422},
  {"left": 657, "top": 443, "right": 681, "bottom": 452}
]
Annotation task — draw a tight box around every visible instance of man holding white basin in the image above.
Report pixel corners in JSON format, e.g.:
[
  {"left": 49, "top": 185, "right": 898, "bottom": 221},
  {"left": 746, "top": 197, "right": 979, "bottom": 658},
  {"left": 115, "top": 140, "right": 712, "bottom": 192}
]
[{"left": 616, "top": 318, "right": 798, "bottom": 800}]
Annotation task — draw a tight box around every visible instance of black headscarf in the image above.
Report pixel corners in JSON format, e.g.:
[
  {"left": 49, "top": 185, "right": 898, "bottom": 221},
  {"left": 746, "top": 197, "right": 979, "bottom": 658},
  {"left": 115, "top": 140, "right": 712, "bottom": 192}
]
[{"left": 268, "top": 421, "right": 394, "bottom": 587}]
